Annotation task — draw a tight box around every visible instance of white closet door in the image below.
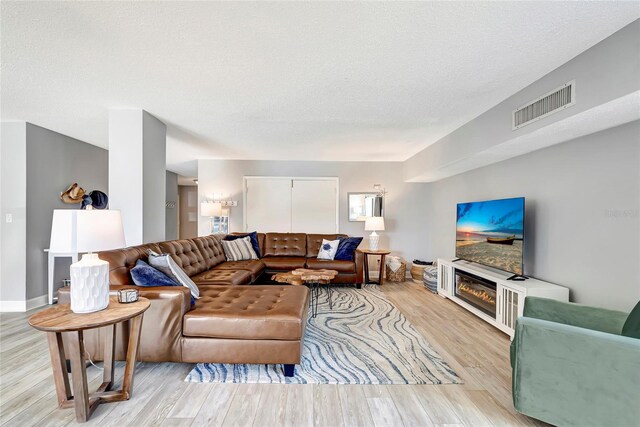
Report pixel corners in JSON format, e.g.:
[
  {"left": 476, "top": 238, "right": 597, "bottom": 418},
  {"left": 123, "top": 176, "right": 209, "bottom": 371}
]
[
  {"left": 291, "top": 179, "right": 337, "bottom": 233},
  {"left": 245, "top": 178, "right": 292, "bottom": 232}
]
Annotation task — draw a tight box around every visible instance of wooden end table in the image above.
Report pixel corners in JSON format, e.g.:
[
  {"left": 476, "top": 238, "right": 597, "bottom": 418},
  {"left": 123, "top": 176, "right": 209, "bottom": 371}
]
[
  {"left": 28, "top": 297, "right": 150, "bottom": 423},
  {"left": 361, "top": 249, "right": 391, "bottom": 285},
  {"left": 272, "top": 268, "right": 338, "bottom": 317}
]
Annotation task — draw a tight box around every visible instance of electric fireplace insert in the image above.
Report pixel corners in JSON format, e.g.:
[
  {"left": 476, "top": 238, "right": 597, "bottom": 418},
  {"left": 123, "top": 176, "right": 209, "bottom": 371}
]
[{"left": 454, "top": 269, "right": 497, "bottom": 317}]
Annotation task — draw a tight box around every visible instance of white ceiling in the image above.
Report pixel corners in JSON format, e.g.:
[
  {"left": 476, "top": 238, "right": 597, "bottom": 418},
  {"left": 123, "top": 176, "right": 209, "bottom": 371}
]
[{"left": 2, "top": 2, "right": 639, "bottom": 177}]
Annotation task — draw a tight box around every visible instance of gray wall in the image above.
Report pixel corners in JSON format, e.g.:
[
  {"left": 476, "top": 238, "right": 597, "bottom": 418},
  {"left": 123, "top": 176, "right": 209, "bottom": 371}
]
[
  {"left": 425, "top": 121, "right": 640, "bottom": 312},
  {"left": 404, "top": 19, "right": 640, "bottom": 182},
  {"left": 165, "top": 171, "right": 178, "bottom": 240},
  {"left": 0, "top": 122, "right": 27, "bottom": 305},
  {"left": 25, "top": 123, "right": 108, "bottom": 300},
  {"left": 198, "top": 159, "right": 429, "bottom": 264},
  {"left": 142, "top": 111, "right": 167, "bottom": 243}
]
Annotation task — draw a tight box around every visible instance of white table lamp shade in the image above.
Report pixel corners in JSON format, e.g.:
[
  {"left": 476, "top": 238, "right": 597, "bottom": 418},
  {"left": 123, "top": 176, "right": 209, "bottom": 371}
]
[
  {"left": 49, "top": 209, "right": 126, "bottom": 313},
  {"left": 201, "top": 202, "right": 222, "bottom": 217},
  {"left": 365, "top": 216, "right": 385, "bottom": 231},
  {"left": 76, "top": 210, "right": 126, "bottom": 252},
  {"left": 49, "top": 210, "right": 78, "bottom": 253}
]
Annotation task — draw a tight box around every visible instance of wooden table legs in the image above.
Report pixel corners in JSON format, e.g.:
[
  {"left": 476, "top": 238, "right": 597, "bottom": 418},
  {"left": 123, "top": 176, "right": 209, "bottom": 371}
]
[
  {"left": 46, "top": 313, "right": 144, "bottom": 423},
  {"left": 46, "top": 332, "right": 72, "bottom": 407},
  {"left": 364, "top": 253, "right": 387, "bottom": 285}
]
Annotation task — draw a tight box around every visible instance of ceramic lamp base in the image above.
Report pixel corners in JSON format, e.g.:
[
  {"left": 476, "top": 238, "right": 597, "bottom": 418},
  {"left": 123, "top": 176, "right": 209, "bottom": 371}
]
[
  {"left": 368, "top": 231, "right": 380, "bottom": 251},
  {"left": 70, "top": 253, "right": 110, "bottom": 314}
]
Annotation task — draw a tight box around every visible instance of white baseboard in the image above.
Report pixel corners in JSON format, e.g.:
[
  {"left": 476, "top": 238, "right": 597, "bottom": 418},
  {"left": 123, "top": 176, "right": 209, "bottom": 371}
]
[
  {"left": 26, "top": 295, "right": 48, "bottom": 311},
  {"left": 0, "top": 300, "right": 26, "bottom": 312},
  {"left": 0, "top": 295, "right": 48, "bottom": 312}
]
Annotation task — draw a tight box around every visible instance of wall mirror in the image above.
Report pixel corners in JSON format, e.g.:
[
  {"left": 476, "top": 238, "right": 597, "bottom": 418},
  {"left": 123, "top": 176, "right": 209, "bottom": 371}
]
[{"left": 348, "top": 192, "right": 383, "bottom": 222}]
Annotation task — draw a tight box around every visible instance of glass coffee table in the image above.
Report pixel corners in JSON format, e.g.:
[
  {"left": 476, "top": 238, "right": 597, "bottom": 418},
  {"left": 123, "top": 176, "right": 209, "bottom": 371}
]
[{"left": 272, "top": 268, "right": 338, "bottom": 317}]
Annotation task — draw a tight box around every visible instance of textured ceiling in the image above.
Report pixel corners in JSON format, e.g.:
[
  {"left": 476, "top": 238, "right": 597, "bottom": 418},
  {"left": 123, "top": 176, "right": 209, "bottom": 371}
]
[{"left": 2, "top": 2, "right": 639, "bottom": 176}]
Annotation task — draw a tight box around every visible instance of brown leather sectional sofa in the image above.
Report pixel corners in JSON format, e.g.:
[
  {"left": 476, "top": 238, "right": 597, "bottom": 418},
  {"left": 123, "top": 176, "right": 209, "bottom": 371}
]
[
  {"left": 234, "top": 232, "right": 364, "bottom": 286},
  {"left": 58, "top": 232, "right": 363, "bottom": 377}
]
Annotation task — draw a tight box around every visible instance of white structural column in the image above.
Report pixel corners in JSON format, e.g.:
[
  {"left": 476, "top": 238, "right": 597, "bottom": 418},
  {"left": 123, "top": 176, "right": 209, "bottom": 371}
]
[
  {"left": 0, "top": 122, "right": 27, "bottom": 311},
  {"left": 108, "top": 110, "right": 166, "bottom": 245}
]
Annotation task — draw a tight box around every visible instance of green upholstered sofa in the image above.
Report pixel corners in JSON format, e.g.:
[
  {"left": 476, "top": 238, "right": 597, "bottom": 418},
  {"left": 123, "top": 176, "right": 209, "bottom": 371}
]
[{"left": 510, "top": 297, "right": 640, "bottom": 427}]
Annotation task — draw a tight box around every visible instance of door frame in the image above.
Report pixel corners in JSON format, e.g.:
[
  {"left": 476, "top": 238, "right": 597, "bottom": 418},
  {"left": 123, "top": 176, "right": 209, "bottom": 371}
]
[{"left": 242, "top": 176, "right": 340, "bottom": 233}]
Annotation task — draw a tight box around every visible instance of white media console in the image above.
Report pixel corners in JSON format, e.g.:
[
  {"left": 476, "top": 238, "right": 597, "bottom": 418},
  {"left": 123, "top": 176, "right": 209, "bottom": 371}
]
[{"left": 437, "top": 258, "right": 569, "bottom": 338}]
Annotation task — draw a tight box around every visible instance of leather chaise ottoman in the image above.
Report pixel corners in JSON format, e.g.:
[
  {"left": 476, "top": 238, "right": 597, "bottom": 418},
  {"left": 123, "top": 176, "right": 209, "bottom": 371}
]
[{"left": 182, "top": 285, "right": 309, "bottom": 376}]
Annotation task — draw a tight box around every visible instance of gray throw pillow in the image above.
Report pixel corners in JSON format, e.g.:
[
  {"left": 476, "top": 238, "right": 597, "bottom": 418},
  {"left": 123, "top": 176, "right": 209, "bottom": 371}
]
[
  {"left": 221, "top": 236, "right": 258, "bottom": 261},
  {"left": 147, "top": 250, "right": 200, "bottom": 299}
]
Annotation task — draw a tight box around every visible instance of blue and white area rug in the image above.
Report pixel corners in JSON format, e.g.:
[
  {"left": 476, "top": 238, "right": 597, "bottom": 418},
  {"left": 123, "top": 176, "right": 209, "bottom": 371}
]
[{"left": 185, "top": 285, "right": 462, "bottom": 384}]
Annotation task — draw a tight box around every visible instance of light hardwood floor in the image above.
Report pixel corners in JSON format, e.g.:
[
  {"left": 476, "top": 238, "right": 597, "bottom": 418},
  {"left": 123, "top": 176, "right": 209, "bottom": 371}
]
[{"left": 0, "top": 281, "right": 547, "bottom": 427}]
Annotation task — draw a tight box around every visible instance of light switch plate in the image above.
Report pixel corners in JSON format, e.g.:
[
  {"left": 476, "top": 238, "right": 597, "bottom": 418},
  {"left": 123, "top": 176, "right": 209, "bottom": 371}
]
[{"left": 5, "top": 214, "right": 12, "bottom": 223}]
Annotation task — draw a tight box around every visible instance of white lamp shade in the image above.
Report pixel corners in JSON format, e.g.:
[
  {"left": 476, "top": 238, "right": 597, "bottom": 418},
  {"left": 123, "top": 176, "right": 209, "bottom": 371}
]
[
  {"left": 76, "top": 210, "right": 126, "bottom": 252},
  {"left": 49, "top": 209, "right": 126, "bottom": 253},
  {"left": 201, "top": 201, "right": 222, "bottom": 217},
  {"left": 49, "top": 210, "right": 78, "bottom": 252},
  {"left": 364, "top": 216, "right": 385, "bottom": 231}
]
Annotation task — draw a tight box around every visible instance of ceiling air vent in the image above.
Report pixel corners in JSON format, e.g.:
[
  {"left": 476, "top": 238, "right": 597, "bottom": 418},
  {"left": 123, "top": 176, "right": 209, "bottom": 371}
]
[{"left": 512, "top": 80, "right": 575, "bottom": 130}]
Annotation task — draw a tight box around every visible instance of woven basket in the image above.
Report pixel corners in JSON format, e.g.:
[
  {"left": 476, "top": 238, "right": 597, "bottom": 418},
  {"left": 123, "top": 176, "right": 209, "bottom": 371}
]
[
  {"left": 385, "top": 260, "right": 406, "bottom": 282},
  {"left": 410, "top": 263, "right": 428, "bottom": 283}
]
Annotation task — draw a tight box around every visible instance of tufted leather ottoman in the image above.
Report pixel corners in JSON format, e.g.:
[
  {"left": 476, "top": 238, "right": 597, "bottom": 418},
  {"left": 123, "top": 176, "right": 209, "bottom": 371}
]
[
  {"left": 181, "top": 285, "right": 309, "bottom": 376},
  {"left": 184, "top": 285, "right": 308, "bottom": 340}
]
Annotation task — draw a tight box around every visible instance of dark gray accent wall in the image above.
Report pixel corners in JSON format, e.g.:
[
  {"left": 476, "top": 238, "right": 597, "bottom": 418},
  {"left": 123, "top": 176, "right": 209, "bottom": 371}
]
[
  {"left": 165, "top": 171, "right": 178, "bottom": 240},
  {"left": 425, "top": 121, "right": 640, "bottom": 312},
  {"left": 25, "top": 123, "right": 108, "bottom": 300}
]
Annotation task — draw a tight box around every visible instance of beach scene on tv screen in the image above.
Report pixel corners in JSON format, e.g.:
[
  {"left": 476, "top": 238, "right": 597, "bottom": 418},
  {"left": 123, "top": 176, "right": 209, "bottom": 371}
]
[{"left": 456, "top": 198, "right": 524, "bottom": 275}]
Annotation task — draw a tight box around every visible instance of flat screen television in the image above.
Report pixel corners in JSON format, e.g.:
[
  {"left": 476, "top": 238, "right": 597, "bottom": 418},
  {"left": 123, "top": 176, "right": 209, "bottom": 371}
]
[{"left": 455, "top": 197, "right": 524, "bottom": 275}]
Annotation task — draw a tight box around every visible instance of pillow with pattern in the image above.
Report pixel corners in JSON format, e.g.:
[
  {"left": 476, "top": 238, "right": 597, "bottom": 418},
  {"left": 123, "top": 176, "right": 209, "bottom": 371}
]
[
  {"left": 221, "top": 236, "right": 258, "bottom": 261},
  {"left": 147, "top": 250, "right": 200, "bottom": 299},
  {"left": 317, "top": 239, "right": 340, "bottom": 260},
  {"left": 225, "top": 231, "right": 261, "bottom": 258}
]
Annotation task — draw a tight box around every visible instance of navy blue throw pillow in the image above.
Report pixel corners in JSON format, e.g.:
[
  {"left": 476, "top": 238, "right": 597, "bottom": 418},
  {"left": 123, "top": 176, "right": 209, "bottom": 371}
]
[
  {"left": 130, "top": 260, "right": 195, "bottom": 305},
  {"left": 335, "top": 237, "right": 363, "bottom": 261},
  {"left": 225, "top": 231, "right": 261, "bottom": 258}
]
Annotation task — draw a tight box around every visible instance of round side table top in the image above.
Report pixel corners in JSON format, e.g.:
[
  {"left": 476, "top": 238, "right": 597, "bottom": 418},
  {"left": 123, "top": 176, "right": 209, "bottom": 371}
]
[
  {"left": 361, "top": 249, "right": 391, "bottom": 255},
  {"left": 28, "top": 297, "right": 150, "bottom": 332}
]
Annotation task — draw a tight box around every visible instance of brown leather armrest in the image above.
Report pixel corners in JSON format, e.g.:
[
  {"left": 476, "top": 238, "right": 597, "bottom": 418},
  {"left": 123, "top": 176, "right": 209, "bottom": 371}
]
[
  {"left": 58, "top": 285, "right": 192, "bottom": 315},
  {"left": 355, "top": 249, "right": 364, "bottom": 284},
  {"left": 57, "top": 285, "right": 191, "bottom": 362}
]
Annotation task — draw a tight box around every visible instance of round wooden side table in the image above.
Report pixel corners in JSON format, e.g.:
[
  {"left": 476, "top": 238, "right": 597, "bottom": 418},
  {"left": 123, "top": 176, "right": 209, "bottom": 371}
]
[
  {"left": 28, "top": 297, "right": 150, "bottom": 423},
  {"left": 361, "top": 249, "right": 392, "bottom": 285}
]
